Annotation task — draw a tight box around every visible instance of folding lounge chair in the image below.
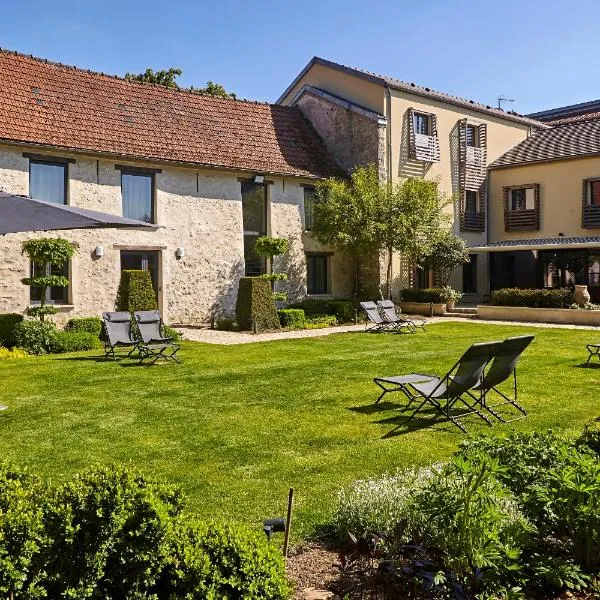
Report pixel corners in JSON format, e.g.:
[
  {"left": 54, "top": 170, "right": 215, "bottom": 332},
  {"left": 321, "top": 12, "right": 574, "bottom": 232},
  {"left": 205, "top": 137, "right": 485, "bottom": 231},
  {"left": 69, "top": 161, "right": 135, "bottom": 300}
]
[
  {"left": 374, "top": 341, "right": 499, "bottom": 433},
  {"left": 586, "top": 343, "right": 600, "bottom": 364},
  {"left": 134, "top": 310, "right": 180, "bottom": 364},
  {"left": 102, "top": 312, "right": 139, "bottom": 360},
  {"left": 361, "top": 301, "right": 395, "bottom": 332},
  {"left": 472, "top": 335, "right": 534, "bottom": 422},
  {"left": 377, "top": 300, "right": 426, "bottom": 333}
]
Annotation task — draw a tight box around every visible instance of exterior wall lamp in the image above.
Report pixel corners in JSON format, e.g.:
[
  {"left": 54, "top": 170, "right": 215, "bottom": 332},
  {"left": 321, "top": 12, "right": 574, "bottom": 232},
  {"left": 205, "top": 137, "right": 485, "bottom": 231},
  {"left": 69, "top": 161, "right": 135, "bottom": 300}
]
[
  {"left": 94, "top": 246, "right": 104, "bottom": 258},
  {"left": 175, "top": 246, "right": 185, "bottom": 259},
  {"left": 253, "top": 174, "right": 265, "bottom": 184}
]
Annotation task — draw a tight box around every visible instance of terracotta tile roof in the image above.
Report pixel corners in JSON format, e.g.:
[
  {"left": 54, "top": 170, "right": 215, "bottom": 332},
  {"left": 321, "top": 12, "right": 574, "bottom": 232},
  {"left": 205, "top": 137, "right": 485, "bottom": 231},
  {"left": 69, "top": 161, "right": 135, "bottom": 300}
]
[
  {"left": 279, "top": 57, "right": 548, "bottom": 129},
  {"left": 490, "top": 119, "right": 600, "bottom": 168},
  {"left": 0, "top": 49, "right": 342, "bottom": 179}
]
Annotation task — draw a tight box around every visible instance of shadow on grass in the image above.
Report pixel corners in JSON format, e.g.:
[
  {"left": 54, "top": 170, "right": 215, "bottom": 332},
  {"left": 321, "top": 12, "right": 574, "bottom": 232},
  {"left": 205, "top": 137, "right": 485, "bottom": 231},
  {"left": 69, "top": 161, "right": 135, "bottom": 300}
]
[
  {"left": 573, "top": 362, "right": 600, "bottom": 369},
  {"left": 348, "top": 401, "right": 398, "bottom": 415}
]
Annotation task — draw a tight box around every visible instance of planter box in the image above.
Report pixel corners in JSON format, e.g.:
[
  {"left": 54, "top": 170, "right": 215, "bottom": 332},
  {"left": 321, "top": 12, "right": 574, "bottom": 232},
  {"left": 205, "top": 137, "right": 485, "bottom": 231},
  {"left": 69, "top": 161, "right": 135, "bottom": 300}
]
[
  {"left": 399, "top": 301, "right": 446, "bottom": 317},
  {"left": 477, "top": 305, "right": 600, "bottom": 326}
]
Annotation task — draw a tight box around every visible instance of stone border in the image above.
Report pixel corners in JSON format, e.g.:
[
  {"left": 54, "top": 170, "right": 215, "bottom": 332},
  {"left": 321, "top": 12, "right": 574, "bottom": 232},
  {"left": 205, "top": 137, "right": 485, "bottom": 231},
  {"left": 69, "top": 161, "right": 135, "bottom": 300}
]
[
  {"left": 399, "top": 301, "right": 446, "bottom": 316},
  {"left": 478, "top": 305, "right": 600, "bottom": 326}
]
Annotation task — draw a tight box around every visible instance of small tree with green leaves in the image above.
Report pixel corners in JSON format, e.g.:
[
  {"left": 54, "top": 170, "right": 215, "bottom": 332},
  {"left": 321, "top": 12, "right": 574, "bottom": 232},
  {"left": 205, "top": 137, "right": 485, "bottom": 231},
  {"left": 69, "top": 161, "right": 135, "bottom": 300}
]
[
  {"left": 255, "top": 236, "right": 289, "bottom": 302},
  {"left": 421, "top": 229, "right": 471, "bottom": 286},
  {"left": 124, "top": 67, "right": 182, "bottom": 88},
  {"left": 21, "top": 239, "right": 76, "bottom": 321}
]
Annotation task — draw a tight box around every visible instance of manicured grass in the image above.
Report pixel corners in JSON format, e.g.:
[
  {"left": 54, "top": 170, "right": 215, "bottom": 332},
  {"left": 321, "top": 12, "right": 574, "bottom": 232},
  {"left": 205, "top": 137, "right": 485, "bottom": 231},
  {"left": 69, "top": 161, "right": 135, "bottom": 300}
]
[{"left": 0, "top": 322, "right": 598, "bottom": 538}]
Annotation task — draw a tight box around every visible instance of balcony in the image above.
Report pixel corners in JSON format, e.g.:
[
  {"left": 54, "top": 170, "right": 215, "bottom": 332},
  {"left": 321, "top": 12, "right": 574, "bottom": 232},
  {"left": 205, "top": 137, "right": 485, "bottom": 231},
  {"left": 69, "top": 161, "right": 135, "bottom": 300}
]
[
  {"left": 462, "top": 210, "right": 485, "bottom": 232},
  {"left": 505, "top": 209, "right": 539, "bottom": 231},
  {"left": 412, "top": 133, "right": 440, "bottom": 163},
  {"left": 583, "top": 205, "right": 600, "bottom": 228}
]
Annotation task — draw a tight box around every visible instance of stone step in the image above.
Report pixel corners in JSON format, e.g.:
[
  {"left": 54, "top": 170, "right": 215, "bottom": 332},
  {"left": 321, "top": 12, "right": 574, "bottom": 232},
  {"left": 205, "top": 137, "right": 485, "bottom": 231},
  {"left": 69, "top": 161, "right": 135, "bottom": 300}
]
[
  {"left": 440, "top": 312, "right": 480, "bottom": 319},
  {"left": 448, "top": 307, "right": 479, "bottom": 315}
]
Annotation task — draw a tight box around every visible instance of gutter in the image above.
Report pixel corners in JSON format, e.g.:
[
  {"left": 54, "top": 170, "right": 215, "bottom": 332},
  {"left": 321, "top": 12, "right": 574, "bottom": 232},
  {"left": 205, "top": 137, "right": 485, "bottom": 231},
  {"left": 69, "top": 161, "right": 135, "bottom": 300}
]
[{"left": 385, "top": 86, "right": 392, "bottom": 183}]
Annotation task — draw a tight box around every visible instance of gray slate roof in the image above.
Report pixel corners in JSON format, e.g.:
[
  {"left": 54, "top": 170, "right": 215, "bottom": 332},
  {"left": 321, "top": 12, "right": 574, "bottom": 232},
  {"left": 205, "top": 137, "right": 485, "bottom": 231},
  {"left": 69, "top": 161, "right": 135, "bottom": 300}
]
[
  {"left": 474, "top": 236, "right": 600, "bottom": 249},
  {"left": 279, "top": 57, "right": 547, "bottom": 128},
  {"left": 490, "top": 119, "right": 600, "bottom": 168}
]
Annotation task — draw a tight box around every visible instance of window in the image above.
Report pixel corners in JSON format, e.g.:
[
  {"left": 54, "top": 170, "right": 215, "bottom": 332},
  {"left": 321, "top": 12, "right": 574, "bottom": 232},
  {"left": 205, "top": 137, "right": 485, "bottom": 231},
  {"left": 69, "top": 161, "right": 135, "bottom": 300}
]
[
  {"left": 122, "top": 171, "right": 154, "bottom": 223},
  {"left": 241, "top": 181, "right": 267, "bottom": 276},
  {"left": 588, "top": 180, "right": 600, "bottom": 206},
  {"left": 29, "top": 160, "right": 67, "bottom": 204},
  {"left": 466, "top": 124, "right": 479, "bottom": 147},
  {"left": 462, "top": 254, "right": 477, "bottom": 294},
  {"left": 30, "top": 261, "right": 69, "bottom": 304},
  {"left": 413, "top": 112, "right": 430, "bottom": 135},
  {"left": 465, "top": 190, "right": 479, "bottom": 213},
  {"left": 304, "top": 187, "right": 316, "bottom": 231},
  {"left": 510, "top": 188, "right": 535, "bottom": 211},
  {"left": 306, "top": 254, "right": 329, "bottom": 295},
  {"left": 120, "top": 250, "right": 159, "bottom": 293}
]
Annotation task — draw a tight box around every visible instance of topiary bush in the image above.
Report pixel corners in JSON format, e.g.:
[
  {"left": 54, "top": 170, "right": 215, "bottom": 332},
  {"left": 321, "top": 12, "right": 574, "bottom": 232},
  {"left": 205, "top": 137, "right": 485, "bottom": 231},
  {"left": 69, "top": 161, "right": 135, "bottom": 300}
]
[
  {"left": 13, "top": 320, "right": 58, "bottom": 355},
  {"left": 235, "top": 277, "right": 280, "bottom": 332},
  {"left": 277, "top": 308, "right": 306, "bottom": 329},
  {"left": 400, "top": 288, "right": 445, "bottom": 303},
  {"left": 49, "top": 331, "right": 100, "bottom": 353},
  {"left": 491, "top": 287, "right": 573, "bottom": 308},
  {"left": 0, "top": 313, "right": 24, "bottom": 348},
  {"left": 115, "top": 270, "right": 157, "bottom": 313},
  {"left": 65, "top": 317, "right": 103, "bottom": 338},
  {"left": 216, "top": 318, "right": 236, "bottom": 331}
]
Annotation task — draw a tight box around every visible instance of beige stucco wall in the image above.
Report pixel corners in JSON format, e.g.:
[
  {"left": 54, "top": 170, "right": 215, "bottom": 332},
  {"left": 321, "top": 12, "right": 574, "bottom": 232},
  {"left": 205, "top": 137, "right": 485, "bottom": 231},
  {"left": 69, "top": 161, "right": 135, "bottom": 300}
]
[
  {"left": 488, "top": 155, "right": 600, "bottom": 243},
  {"left": 0, "top": 144, "right": 346, "bottom": 324}
]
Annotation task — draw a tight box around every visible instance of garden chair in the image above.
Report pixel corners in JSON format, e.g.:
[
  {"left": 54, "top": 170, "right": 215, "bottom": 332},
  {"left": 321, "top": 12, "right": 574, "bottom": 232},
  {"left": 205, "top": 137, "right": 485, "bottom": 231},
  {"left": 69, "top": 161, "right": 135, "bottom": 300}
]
[
  {"left": 377, "top": 300, "right": 426, "bottom": 333},
  {"left": 360, "top": 301, "right": 410, "bottom": 333},
  {"left": 134, "top": 310, "right": 180, "bottom": 364},
  {"left": 374, "top": 341, "right": 499, "bottom": 433},
  {"left": 586, "top": 343, "right": 600, "bottom": 364},
  {"left": 471, "top": 335, "right": 534, "bottom": 422},
  {"left": 102, "top": 312, "right": 139, "bottom": 360}
]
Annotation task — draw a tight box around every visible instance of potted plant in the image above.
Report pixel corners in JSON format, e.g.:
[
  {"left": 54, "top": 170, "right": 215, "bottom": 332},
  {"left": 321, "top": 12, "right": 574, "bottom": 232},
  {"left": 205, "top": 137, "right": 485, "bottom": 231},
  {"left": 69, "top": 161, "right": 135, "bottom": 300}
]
[{"left": 440, "top": 286, "right": 462, "bottom": 312}]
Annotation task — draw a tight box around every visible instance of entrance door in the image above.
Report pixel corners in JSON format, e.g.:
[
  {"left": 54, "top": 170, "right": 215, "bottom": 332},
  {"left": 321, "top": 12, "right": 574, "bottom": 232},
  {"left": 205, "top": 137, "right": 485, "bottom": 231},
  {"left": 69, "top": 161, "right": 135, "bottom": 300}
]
[{"left": 120, "top": 250, "right": 159, "bottom": 293}]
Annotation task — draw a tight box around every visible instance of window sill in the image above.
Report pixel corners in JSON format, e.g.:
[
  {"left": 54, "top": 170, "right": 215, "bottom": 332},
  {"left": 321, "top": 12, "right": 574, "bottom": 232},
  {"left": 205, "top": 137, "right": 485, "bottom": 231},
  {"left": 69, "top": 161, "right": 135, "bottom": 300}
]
[
  {"left": 29, "top": 304, "right": 74, "bottom": 310},
  {"left": 306, "top": 293, "right": 333, "bottom": 298}
]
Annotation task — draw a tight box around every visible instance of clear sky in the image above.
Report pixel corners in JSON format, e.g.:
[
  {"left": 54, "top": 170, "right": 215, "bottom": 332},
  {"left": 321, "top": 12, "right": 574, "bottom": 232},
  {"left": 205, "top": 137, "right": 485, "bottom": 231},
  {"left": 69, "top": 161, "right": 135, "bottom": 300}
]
[{"left": 3, "top": 0, "right": 599, "bottom": 114}]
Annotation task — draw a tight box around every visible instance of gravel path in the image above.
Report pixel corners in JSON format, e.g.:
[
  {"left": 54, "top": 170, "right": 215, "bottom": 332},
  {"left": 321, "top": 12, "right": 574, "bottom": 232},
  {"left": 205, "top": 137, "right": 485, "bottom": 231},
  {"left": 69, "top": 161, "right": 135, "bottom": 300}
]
[{"left": 177, "top": 316, "right": 600, "bottom": 345}]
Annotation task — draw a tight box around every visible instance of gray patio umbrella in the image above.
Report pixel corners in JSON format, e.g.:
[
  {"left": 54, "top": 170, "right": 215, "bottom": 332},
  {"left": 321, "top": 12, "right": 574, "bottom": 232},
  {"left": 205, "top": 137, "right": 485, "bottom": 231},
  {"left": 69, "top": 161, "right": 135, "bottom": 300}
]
[{"left": 0, "top": 191, "right": 158, "bottom": 234}]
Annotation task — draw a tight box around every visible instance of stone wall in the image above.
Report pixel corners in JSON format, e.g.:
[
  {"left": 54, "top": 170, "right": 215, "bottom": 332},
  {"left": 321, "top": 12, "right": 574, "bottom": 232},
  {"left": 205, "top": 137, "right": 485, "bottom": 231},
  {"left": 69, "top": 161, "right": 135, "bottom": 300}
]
[{"left": 0, "top": 144, "right": 349, "bottom": 325}]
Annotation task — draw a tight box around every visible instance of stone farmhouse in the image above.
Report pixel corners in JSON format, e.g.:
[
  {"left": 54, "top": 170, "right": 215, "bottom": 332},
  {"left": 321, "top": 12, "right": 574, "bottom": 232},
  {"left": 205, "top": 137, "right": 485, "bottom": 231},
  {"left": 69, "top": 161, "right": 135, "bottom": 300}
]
[{"left": 3, "top": 50, "right": 597, "bottom": 323}]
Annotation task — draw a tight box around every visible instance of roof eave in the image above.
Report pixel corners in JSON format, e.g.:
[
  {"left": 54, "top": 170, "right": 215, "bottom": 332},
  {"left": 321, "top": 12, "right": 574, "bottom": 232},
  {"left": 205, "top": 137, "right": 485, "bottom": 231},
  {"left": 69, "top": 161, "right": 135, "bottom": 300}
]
[{"left": 489, "top": 149, "right": 600, "bottom": 170}]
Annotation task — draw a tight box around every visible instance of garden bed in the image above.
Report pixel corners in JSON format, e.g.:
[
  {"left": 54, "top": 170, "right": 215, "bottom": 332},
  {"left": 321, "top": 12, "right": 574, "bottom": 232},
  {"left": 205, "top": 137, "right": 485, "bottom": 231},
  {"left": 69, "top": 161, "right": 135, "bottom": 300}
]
[
  {"left": 399, "top": 301, "right": 446, "bottom": 316},
  {"left": 478, "top": 304, "right": 600, "bottom": 325}
]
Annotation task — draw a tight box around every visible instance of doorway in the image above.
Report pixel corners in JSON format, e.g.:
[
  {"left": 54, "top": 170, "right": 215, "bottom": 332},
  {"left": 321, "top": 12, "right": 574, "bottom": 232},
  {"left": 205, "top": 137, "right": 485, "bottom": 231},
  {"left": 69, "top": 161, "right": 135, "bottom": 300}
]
[{"left": 120, "top": 250, "right": 160, "bottom": 294}]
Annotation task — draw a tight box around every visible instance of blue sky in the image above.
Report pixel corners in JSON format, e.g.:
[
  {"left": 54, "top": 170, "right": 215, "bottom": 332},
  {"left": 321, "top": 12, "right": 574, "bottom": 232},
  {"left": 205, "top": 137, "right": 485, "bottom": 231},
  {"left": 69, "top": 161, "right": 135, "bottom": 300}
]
[{"left": 3, "top": 0, "right": 599, "bottom": 114}]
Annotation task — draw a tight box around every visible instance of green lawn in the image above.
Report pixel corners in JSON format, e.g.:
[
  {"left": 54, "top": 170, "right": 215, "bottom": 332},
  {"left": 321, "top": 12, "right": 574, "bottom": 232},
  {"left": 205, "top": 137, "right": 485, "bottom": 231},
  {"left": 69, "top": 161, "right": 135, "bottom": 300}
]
[{"left": 0, "top": 322, "right": 598, "bottom": 538}]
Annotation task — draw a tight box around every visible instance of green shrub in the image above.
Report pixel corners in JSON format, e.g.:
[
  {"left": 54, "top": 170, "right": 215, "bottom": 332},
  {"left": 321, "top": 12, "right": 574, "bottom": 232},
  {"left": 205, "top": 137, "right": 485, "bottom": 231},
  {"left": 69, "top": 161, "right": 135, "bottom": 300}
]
[
  {"left": 0, "top": 347, "right": 28, "bottom": 359},
  {"left": 49, "top": 331, "right": 100, "bottom": 353},
  {"left": 399, "top": 288, "right": 445, "bottom": 303},
  {"left": 0, "top": 462, "right": 45, "bottom": 599},
  {"left": 277, "top": 308, "right": 306, "bottom": 329},
  {"left": 575, "top": 416, "right": 600, "bottom": 455},
  {"left": 0, "top": 313, "right": 24, "bottom": 347},
  {"left": 163, "top": 325, "right": 182, "bottom": 341},
  {"left": 115, "top": 270, "right": 157, "bottom": 313},
  {"left": 43, "top": 465, "right": 184, "bottom": 599},
  {"left": 65, "top": 317, "right": 103, "bottom": 338},
  {"left": 14, "top": 320, "right": 58, "bottom": 355},
  {"left": 235, "top": 277, "right": 280, "bottom": 332},
  {"left": 289, "top": 298, "right": 356, "bottom": 323},
  {"left": 216, "top": 318, "right": 236, "bottom": 331},
  {"left": 491, "top": 287, "right": 573, "bottom": 308},
  {"left": 304, "top": 315, "right": 338, "bottom": 329}
]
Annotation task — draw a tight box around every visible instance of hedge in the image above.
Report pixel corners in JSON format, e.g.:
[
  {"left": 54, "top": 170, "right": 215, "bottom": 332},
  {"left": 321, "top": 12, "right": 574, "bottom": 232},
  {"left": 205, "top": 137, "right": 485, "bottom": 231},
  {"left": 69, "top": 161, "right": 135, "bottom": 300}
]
[
  {"left": 235, "top": 277, "right": 280, "bottom": 332},
  {"left": 65, "top": 317, "right": 103, "bottom": 338},
  {"left": 0, "top": 463, "right": 290, "bottom": 599},
  {"left": 49, "top": 331, "right": 100, "bottom": 353},
  {"left": 400, "top": 288, "right": 445, "bottom": 303},
  {"left": 277, "top": 308, "right": 306, "bottom": 329},
  {"left": 490, "top": 287, "right": 573, "bottom": 308},
  {"left": 289, "top": 299, "right": 356, "bottom": 323},
  {"left": 0, "top": 313, "right": 24, "bottom": 348},
  {"left": 115, "top": 270, "right": 157, "bottom": 313}
]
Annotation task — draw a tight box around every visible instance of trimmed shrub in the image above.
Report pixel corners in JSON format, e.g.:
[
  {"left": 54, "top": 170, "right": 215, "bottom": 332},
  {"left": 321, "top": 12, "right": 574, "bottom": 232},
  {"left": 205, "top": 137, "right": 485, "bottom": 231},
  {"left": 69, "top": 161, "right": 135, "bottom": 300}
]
[
  {"left": 0, "top": 347, "right": 28, "bottom": 359},
  {"left": 575, "top": 416, "right": 600, "bottom": 454},
  {"left": 277, "top": 308, "right": 306, "bottom": 329},
  {"left": 49, "top": 331, "right": 100, "bottom": 353},
  {"left": 163, "top": 325, "right": 182, "bottom": 341},
  {"left": 400, "top": 288, "right": 445, "bottom": 303},
  {"left": 65, "top": 317, "right": 103, "bottom": 338},
  {"left": 216, "top": 318, "right": 236, "bottom": 331},
  {"left": 235, "top": 277, "right": 280, "bottom": 332},
  {"left": 491, "top": 287, "right": 573, "bottom": 308},
  {"left": 115, "top": 270, "right": 157, "bottom": 313},
  {"left": 304, "top": 315, "right": 337, "bottom": 329},
  {"left": 0, "top": 313, "right": 24, "bottom": 348},
  {"left": 290, "top": 298, "right": 356, "bottom": 323},
  {"left": 14, "top": 320, "right": 58, "bottom": 355}
]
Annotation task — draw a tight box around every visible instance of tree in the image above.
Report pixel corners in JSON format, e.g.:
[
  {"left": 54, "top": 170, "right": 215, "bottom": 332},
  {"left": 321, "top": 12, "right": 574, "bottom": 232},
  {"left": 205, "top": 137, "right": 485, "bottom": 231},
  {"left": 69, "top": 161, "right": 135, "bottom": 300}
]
[
  {"left": 124, "top": 68, "right": 236, "bottom": 98},
  {"left": 21, "top": 238, "right": 76, "bottom": 321},
  {"left": 313, "top": 164, "right": 450, "bottom": 297},
  {"left": 421, "top": 229, "right": 471, "bottom": 286},
  {"left": 255, "top": 236, "right": 289, "bottom": 301}
]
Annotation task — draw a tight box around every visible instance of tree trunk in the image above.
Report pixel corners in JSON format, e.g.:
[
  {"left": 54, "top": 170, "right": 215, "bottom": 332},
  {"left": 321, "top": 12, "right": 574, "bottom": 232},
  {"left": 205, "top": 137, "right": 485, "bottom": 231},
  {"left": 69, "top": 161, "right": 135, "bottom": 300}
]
[{"left": 386, "top": 248, "right": 393, "bottom": 300}]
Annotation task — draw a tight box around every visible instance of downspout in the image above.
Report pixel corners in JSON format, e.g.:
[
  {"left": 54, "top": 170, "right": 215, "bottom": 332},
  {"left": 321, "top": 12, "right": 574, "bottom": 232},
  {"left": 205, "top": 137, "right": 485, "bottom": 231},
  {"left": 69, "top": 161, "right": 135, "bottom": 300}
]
[{"left": 385, "top": 86, "right": 393, "bottom": 298}]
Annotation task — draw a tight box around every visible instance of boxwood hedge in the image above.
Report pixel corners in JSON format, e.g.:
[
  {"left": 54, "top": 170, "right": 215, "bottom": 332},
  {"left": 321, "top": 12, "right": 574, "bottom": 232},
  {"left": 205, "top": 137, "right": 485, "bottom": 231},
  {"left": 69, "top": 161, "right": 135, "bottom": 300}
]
[{"left": 235, "top": 277, "right": 280, "bottom": 332}]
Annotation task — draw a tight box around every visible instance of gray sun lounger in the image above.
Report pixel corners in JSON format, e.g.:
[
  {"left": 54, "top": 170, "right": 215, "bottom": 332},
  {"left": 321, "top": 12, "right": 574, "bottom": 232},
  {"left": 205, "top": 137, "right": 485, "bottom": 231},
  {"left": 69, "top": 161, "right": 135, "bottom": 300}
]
[
  {"left": 374, "top": 341, "right": 499, "bottom": 433},
  {"left": 360, "top": 301, "right": 410, "bottom": 333},
  {"left": 134, "top": 310, "right": 180, "bottom": 364},
  {"left": 472, "top": 335, "right": 534, "bottom": 422},
  {"left": 377, "top": 300, "right": 426, "bottom": 333},
  {"left": 102, "top": 311, "right": 139, "bottom": 360},
  {"left": 586, "top": 343, "right": 600, "bottom": 364}
]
